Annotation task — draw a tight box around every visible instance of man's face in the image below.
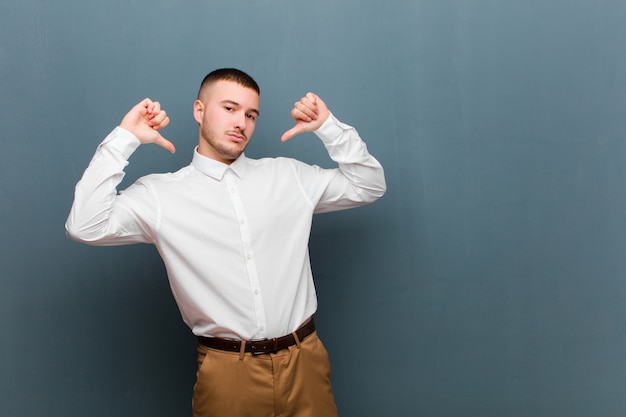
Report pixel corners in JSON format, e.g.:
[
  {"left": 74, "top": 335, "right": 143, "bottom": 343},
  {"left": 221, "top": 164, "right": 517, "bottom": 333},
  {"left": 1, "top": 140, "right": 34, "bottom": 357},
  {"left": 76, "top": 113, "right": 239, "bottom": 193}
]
[{"left": 194, "top": 80, "right": 260, "bottom": 164}]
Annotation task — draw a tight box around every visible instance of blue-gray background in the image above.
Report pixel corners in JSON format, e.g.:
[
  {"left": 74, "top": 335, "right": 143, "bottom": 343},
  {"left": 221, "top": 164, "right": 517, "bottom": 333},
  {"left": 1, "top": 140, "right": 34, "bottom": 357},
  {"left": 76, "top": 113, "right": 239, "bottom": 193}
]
[{"left": 2, "top": 1, "right": 626, "bottom": 416}]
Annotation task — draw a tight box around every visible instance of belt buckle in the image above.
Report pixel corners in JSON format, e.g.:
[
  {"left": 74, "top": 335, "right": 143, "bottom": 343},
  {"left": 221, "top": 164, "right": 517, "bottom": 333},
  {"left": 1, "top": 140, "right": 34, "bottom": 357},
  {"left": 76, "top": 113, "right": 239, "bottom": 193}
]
[
  {"left": 250, "top": 338, "right": 278, "bottom": 355},
  {"left": 250, "top": 341, "right": 264, "bottom": 356}
]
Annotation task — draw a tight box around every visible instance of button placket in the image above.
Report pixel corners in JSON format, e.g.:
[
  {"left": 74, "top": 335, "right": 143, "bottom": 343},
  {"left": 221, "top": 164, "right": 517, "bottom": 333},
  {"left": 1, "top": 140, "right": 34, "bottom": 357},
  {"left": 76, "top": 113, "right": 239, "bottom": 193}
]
[{"left": 223, "top": 170, "right": 267, "bottom": 337}]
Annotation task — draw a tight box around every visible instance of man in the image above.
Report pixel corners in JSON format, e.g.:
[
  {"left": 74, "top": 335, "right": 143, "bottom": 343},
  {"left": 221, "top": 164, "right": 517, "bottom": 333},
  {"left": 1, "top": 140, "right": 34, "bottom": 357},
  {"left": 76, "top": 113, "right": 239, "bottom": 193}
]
[{"left": 66, "top": 68, "right": 386, "bottom": 417}]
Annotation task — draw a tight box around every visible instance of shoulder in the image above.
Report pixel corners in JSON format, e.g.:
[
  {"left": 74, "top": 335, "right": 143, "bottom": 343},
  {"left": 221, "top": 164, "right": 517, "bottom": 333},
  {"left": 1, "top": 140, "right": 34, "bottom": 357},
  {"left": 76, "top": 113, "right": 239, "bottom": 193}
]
[
  {"left": 247, "top": 156, "right": 311, "bottom": 169},
  {"left": 246, "top": 156, "right": 318, "bottom": 174},
  {"left": 246, "top": 156, "right": 330, "bottom": 182},
  {"left": 134, "top": 164, "right": 197, "bottom": 186}
]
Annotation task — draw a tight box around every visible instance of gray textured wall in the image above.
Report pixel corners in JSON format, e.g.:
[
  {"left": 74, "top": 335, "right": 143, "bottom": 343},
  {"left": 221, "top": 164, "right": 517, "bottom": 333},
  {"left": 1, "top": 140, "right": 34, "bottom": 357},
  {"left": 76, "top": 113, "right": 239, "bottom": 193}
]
[{"left": 2, "top": 1, "right": 626, "bottom": 416}]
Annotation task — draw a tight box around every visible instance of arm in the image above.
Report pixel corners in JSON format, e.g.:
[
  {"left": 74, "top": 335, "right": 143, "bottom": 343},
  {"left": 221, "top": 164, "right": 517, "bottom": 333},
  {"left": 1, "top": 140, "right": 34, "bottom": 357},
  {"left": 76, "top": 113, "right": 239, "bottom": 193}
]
[
  {"left": 65, "top": 99, "right": 173, "bottom": 245},
  {"left": 282, "top": 93, "right": 387, "bottom": 213}
]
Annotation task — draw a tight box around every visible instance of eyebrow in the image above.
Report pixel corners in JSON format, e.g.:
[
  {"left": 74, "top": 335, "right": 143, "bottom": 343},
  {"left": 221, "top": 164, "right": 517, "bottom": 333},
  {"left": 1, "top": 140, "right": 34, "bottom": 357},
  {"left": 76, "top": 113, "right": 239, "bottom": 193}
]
[{"left": 221, "top": 99, "right": 260, "bottom": 116}]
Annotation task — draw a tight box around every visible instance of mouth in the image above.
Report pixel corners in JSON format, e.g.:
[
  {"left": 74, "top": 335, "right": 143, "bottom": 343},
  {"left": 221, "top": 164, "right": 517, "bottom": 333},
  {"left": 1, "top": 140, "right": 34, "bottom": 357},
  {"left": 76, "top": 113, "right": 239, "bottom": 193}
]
[{"left": 227, "top": 131, "right": 246, "bottom": 142}]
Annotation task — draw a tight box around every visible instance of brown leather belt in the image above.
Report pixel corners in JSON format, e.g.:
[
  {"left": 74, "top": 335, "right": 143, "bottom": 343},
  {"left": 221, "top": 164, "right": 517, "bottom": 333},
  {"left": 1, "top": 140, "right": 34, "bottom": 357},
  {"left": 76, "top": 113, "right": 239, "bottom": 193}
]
[{"left": 198, "top": 318, "right": 315, "bottom": 355}]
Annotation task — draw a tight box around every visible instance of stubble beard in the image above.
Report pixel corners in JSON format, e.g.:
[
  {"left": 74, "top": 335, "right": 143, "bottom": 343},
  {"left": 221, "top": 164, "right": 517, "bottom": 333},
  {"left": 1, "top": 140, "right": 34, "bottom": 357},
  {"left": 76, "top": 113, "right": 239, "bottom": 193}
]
[{"left": 201, "top": 125, "right": 247, "bottom": 163}]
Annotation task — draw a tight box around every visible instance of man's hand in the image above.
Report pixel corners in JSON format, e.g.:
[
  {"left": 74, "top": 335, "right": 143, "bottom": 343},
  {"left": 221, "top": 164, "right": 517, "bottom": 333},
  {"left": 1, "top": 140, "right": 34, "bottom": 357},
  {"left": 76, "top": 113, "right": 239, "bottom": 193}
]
[
  {"left": 120, "top": 98, "right": 176, "bottom": 153},
  {"left": 281, "top": 92, "right": 330, "bottom": 142}
]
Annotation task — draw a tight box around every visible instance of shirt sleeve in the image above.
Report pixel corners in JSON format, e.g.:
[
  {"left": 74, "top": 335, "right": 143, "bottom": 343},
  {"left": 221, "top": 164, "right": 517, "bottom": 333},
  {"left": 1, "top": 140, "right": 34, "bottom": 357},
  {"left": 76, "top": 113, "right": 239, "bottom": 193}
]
[
  {"left": 65, "top": 127, "right": 156, "bottom": 246},
  {"left": 309, "top": 113, "right": 387, "bottom": 213}
]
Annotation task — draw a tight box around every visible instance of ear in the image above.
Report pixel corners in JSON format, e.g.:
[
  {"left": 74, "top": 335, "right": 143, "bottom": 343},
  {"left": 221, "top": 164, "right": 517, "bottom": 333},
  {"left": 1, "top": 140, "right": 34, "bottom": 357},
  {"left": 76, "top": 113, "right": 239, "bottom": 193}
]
[{"left": 193, "top": 100, "right": 204, "bottom": 125}]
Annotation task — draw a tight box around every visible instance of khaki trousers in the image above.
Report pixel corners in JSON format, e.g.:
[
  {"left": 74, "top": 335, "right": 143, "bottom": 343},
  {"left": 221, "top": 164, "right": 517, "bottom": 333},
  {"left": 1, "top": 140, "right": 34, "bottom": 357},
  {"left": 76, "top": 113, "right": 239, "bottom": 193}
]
[{"left": 192, "top": 331, "right": 339, "bottom": 417}]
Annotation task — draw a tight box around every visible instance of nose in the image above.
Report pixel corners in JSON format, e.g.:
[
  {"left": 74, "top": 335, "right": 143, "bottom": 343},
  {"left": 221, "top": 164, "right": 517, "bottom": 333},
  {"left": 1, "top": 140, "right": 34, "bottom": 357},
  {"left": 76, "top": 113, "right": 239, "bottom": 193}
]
[{"left": 234, "top": 111, "right": 247, "bottom": 131}]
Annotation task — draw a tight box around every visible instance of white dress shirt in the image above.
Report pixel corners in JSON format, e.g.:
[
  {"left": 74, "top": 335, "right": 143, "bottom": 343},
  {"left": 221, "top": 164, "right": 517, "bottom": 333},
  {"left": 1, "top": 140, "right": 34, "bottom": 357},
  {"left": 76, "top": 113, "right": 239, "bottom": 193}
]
[{"left": 66, "top": 113, "right": 386, "bottom": 340}]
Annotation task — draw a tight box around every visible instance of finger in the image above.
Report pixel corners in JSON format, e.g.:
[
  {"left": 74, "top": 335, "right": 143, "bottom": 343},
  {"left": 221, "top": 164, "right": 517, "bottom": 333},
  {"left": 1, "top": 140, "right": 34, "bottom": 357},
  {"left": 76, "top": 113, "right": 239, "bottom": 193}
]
[
  {"left": 153, "top": 115, "right": 170, "bottom": 130},
  {"left": 148, "top": 101, "right": 161, "bottom": 119},
  {"left": 153, "top": 132, "right": 176, "bottom": 153},
  {"left": 295, "top": 98, "right": 318, "bottom": 120},
  {"left": 150, "top": 110, "right": 169, "bottom": 128},
  {"left": 280, "top": 125, "right": 304, "bottom": 142},
  {"left": 304, "top": 93, "right": 320, "bottom": 114},
  {"left": 138, "top": 98, "right": 153, "bottom": 109},
  {"left": 305, "top": 92, "right": 319, "bottom": 106},
  {"left": 293, "top": 100, "right": 322, "bottom": 122},
  {"left": 142, "top": 99, "right": 154, "bottom": 116},
  {"left": 291, "top": 107, "right": 313, "bottom": 123}
]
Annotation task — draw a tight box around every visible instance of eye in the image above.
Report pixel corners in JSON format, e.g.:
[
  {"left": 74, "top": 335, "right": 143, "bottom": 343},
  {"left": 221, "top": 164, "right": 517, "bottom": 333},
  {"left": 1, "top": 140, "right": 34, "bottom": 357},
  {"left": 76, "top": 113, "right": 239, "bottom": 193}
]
[
  {"left": 246, "top": 113, "right": 256, "bottom": 121},
  {"left": 224, "top": 106, "right": 233, "bottom": 111}
]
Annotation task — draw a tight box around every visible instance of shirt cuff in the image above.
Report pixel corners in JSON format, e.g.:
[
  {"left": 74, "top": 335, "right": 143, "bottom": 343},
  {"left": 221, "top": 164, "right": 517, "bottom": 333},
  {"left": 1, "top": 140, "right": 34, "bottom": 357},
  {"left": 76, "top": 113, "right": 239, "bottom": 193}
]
[
  {"left": 314, "top": 112, "right": 353, "bottom": 144},
  {"left": 99, "top": 126, "right": 141, "bottom": 158}
]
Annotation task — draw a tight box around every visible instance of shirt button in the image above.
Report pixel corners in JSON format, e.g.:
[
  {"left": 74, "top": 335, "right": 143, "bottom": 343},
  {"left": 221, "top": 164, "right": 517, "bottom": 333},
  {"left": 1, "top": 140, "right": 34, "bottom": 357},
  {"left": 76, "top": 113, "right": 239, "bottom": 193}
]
[
  {"left": 260, "top": 325, "right": 265, "bottom": 331},
  {"left": 246, "top": 254, "right": 252, "bottom": 260},
  {"left": 240, "top": 219, "right": 246, "bottom": 224},
  {"left": 254, "top": 289, "right": 259, "bottom": 295}
]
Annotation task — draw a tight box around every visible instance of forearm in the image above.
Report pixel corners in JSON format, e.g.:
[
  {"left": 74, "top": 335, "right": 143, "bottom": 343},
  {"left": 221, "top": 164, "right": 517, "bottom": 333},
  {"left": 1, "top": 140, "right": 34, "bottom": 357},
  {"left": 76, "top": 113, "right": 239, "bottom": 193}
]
[
  {"left": 65, "top": 127, "right": 141, "bottom": 245},
  {"left": 314, "top": 113, "right": 386, "bottom": 211}
]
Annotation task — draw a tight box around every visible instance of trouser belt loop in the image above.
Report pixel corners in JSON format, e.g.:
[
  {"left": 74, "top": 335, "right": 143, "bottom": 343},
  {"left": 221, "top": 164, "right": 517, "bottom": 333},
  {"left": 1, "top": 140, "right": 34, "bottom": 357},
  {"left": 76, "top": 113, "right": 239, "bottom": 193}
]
[
  {"left": 239, "top": 340, "right": 246, "bottom": 361},
  {"left": 292, "top": 331, "right": 302, "bottom": 348}
]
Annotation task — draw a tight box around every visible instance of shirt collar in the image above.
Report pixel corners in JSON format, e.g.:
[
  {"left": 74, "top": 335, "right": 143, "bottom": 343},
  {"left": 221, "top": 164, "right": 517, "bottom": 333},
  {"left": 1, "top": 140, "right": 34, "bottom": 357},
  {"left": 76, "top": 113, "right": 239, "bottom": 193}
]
[{"left": 191, "top": 147, "right": 248, "bottom": 180}]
